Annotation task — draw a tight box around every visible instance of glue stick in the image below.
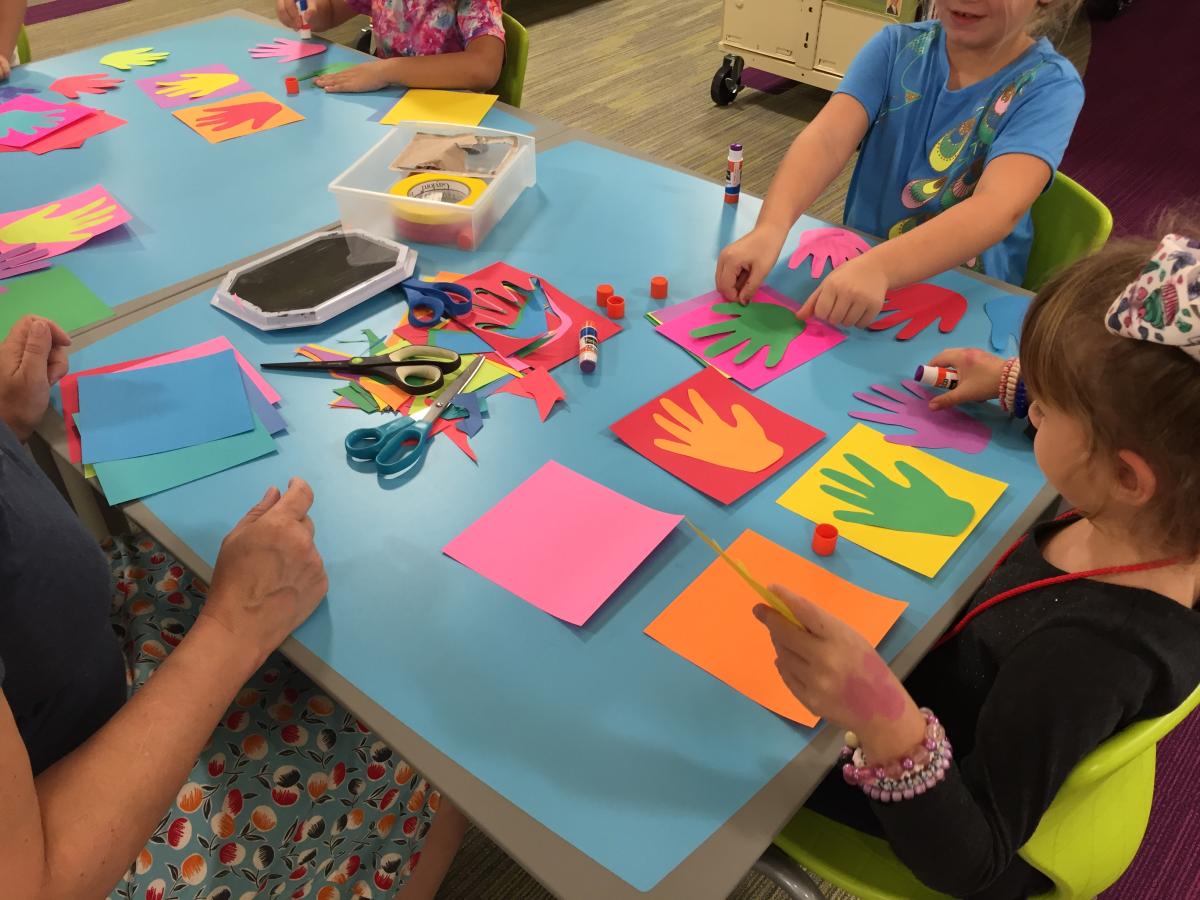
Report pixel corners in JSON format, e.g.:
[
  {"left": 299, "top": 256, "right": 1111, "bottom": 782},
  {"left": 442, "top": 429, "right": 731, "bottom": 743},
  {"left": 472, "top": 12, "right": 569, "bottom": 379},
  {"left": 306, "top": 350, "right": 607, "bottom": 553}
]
[
  {"left": 297, "top": 0, "right": 312, "bottom": 38},
  {"left": 579, "top": 322, "right": 599, "bottom": 373},
  {"left": 725, "top": 142, "right": 743, "bottom": 204},
  {"left": 914, "top": 364, "right": 958, "bottom": 390}
]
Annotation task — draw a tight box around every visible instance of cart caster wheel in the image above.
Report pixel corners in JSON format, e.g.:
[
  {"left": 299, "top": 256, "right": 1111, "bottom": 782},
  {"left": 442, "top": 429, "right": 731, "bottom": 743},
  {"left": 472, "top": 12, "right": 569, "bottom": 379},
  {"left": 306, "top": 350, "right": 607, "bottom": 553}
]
[{"left": 711, "top": 53, "right": 744, "bottom": 106}]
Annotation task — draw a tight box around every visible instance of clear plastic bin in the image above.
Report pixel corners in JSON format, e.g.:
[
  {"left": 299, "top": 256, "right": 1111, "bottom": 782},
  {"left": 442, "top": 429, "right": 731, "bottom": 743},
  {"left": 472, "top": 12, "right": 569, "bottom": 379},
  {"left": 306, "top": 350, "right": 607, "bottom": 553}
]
[{"left": 329, "top": 122, "right": 536, "bottom": 251}]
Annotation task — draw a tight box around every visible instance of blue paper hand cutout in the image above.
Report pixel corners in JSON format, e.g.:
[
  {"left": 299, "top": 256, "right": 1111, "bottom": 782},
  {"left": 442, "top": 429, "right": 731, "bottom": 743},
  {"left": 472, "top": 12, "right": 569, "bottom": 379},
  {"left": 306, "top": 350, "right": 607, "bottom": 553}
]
[{"left": 984, "top": 295, "right": 1031, "bottom": 352}]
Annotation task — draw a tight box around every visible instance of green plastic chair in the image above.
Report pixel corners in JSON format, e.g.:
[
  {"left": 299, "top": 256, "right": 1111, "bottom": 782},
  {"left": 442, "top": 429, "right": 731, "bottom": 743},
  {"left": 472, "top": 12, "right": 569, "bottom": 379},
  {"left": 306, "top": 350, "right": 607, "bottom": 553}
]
[
  {"left": 756, "top": 680, "right": 1200, "bottom": 900},
  {"left": 493, "top": 13, "right": 528, "bottom": 108},
  {"left": 1023, "top": 171, "right": 1113, "bottom": 292},
  {"left": 16, "top": 25, "right": 30, "bottom": 64}
]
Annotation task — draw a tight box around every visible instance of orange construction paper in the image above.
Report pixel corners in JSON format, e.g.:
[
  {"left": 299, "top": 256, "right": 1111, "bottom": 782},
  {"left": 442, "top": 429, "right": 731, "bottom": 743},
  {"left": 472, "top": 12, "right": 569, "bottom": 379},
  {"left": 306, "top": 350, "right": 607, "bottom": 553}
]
[
  {"left": 172, "top": 91, "right": 303, "bottom": 144},
  {"left": 645, "top": 529, "right": 908, "bottom": 726}
]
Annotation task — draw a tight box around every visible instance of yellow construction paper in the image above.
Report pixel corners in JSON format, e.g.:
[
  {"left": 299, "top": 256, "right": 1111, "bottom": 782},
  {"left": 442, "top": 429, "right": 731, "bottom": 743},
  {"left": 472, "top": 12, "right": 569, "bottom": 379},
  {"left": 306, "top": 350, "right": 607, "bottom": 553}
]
[
  {"left": 776, "top": 424, "right": 1007, "bottom": 578},
  {"left": 379, "top": 89, "right": 498, "bottom": 127}
]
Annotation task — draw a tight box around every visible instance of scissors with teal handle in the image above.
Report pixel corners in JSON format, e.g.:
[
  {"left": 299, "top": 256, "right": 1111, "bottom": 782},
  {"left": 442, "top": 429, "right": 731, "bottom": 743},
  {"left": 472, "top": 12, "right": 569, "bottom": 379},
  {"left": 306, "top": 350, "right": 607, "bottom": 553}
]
[
  {"left": 260, "top": 344, "right": 459, "bottom": 396},
  {"left": 345, "top": 356, "right": 487, "bottom": 475}
]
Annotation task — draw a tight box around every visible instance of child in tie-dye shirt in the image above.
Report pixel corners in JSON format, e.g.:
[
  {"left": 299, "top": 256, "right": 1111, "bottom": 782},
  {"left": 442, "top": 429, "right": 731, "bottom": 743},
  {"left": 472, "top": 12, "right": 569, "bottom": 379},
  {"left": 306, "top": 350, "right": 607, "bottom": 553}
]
[{"left": 276, "top": 0, "right": 505, "bottom": 94}]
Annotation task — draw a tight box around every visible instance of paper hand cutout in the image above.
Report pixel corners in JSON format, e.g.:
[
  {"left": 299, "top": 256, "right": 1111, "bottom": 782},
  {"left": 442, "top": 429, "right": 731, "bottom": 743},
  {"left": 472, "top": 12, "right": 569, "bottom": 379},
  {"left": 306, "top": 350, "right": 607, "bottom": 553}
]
[
  {"left": 652, "top": 389, "right": 782, "bottom": 472},
  {"left": 0, "top": 244, "right": 52, "bottom": 280},
  {"left": 249, "top": 38, "right": 327, "bottom": 63},
  {"left": 690, "top": 302, "right": 806, "bottom": 367},
  {"left": 0, "top": 197, "right": 119, "bottom": 245},
  {"left": 788, "top": 227, "right": 872, "bottom": 279},
  {"left": 850, "top": 380, "right": 990, "bottom": 454},
  {"left": 195, "top": 101, "right": 282, "bottom": 133},
  {"left": 50, "top": 73, "right": 123, "bottom": 99},
  {"left": 155, "top": 71, "right": 240, "bottom": 99},
  {"left": 820, "top": 454, "right": 974, "bottom": 537},
  {"left": 100, "top": 47, "right": 171, "bottom": 71},
  {"left": 867, "top": 283, "right": 967, "bottom": 341},
  {"left": 0, "top": 107, "right": 67, "bottom": 139},
  {"left": 984, "top": 294, "right": 1031, "bottom": 352}
]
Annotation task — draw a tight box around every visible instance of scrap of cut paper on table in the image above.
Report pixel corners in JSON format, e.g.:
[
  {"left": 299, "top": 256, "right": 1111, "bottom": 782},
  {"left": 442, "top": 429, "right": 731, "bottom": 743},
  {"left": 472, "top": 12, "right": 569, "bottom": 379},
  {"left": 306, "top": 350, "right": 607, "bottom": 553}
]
[
  {"left": 443, "top": 460, "right": 682, "bottom": 626},
  {"left": 379, "top": 89, "right": 498, "bottom": 127},
  {"left": 173, "top": 91, "right": 304, "bottom": 144},
  {"left": 645, "top": 529, "right": 908, "bottom": 726},
  {"left": 0, "top": 95, "right": 95, "bottom": 149},
  {"left": 656, "top": 287, "right": 845, "bottom": 390},
  {"left": 776, "top": 424, "right": 1007, "bottom": 577},
  {"left": 491, "top": 367, "right": 564, "bottom": 421},
  {"left": 136, "top": 64, "right": 252, "bottom": 109},
  {"left": 0, "top": 244, "right": 50, "bottom": 280},
  {"left": 984, "top": 294, "right": 1031, "bottom": 352},
  {"left": 297, "top": 62, "right": 357, "bottom": 82},
  {"left": 0, "top": 108, "right": 127, "bottom": 155},
  {"left": 0, "top": 184, "right": 132, "bottom": 259},
  {"left": 0, "top": 266, "right": 113, "bottom": 337},
  {"left": 867, "top": 283, "right": 966, "bottom": 341},
  {"left": 249, "top": 38, "right": 328, "bottom": 63},
  {"left": 849, "top": 380, "right": 990, "bottom": 454},
  {"left": 610, "top": 367, "right": 825, "bottom": 504},
  {"left": 787, "top": 227, "right": 872, "bottom": 279}
]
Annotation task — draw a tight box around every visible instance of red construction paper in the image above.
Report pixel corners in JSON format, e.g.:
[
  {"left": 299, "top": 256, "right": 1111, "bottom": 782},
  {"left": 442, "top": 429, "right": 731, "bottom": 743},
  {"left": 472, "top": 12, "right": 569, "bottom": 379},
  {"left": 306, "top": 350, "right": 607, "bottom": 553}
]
[{"left": 492, "top": 366, "right": 564, "bottom": 420}]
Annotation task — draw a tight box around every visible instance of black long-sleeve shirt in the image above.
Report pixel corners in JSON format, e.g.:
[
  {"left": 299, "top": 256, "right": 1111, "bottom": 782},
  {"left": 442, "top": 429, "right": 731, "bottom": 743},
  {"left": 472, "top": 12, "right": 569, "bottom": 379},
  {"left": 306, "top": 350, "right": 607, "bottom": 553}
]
[{"left": 806, "top": 515, "right": 1200, "bottom": 899}]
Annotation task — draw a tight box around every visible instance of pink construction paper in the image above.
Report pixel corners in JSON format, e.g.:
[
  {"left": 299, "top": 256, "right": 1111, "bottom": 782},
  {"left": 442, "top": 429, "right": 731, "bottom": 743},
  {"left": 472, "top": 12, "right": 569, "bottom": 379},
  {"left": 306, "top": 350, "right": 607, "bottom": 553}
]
[
  {"left": 0, "top": 185, "right": 132, "bottom": 258},
  {"left": 443, "top": 461, "right": 682, "bottom": 626},
  {"left": 656, "top": 287, "right": 846, "bottom": 390},
  {"left": 125, "top": 336, "right": 281, "bottom": 403},
  {"left": 0, "top": 96, "right": 95, "bottom": 149},
  {"left": 0, "top": 108, "right": 127, "bottom": 155},
  {"left": 135, "top": 64, "right": 252, "bottom": 110}
]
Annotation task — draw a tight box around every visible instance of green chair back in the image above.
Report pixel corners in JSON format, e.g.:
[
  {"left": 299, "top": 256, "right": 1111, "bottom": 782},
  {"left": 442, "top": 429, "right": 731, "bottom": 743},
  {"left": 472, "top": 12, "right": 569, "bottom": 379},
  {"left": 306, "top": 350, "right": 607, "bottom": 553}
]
[
  {"left": 1024, "top": 171, "right": 1113, "bottom": 292},
  {"left": 772, "top": 680, "right": 1200, "bottom": 900},
  {"left": 494, "top": 13, "right": 528, "bottom": 108},
  {"left": 16, "top": 25, "right": 31, "bottom": 64}
]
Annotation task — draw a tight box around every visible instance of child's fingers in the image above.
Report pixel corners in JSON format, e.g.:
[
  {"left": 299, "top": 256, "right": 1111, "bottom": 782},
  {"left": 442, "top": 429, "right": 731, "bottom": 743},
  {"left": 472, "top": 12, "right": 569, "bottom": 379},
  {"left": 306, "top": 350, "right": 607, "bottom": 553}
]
[
  {"left": 927, "top": 348, "right": 967, "bottom": 369},
  {"left": 797, "top": 287, "right": 821, "bottom": 321},
  {"left": 769, "top": 585, "right": 832, "bottom": 636},
  {"left": 735, "top": 266, "right": 763, "bottom": 304}
]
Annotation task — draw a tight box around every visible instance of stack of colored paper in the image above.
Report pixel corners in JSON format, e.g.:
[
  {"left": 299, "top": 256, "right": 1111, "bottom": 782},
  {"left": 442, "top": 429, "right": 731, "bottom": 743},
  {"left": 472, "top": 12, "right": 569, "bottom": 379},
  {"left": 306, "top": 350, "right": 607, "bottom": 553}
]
[
  {"left": 0, "top": 95, "right": 126, "bottom": 156},
  {"left": 61, "top": 339, "right": 286, "bottom": 503}
]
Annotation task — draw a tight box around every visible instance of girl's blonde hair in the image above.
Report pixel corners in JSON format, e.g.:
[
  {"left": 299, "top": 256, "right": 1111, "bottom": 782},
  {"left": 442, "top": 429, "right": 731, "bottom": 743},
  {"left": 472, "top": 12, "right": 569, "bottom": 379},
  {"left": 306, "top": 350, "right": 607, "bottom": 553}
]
[
  {"left": 1028, "top": 0, "right": 1085, "bottom": 43},
  {"left": 1020, "top": 218, "right": 1200, "bottom": 557}
]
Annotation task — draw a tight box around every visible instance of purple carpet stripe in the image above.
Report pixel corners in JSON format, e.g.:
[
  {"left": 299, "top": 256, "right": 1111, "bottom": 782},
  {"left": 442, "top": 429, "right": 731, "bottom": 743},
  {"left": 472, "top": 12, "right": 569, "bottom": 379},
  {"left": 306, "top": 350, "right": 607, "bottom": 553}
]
[{"left": 24, "top": 0, "right": 127, "bottom": 25}]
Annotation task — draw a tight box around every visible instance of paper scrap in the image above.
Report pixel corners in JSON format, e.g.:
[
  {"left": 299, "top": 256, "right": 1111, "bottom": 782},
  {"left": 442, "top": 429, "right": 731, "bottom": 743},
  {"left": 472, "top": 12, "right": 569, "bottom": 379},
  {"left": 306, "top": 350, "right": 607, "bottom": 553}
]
[
  {"left": 492, "top": 367, "right": 564, "bottom": 420},
  {"left": 173, "top": 91, "right": 304, "bottom": 144},
  {"left": 0, "top": 108, "right": 127, "bottom": 155},
  {"left": 0, "top": 266, "right": 113, "bottom": 338},
  {"left": 380, "top": 89, "right": 498, "bottom": 127}
]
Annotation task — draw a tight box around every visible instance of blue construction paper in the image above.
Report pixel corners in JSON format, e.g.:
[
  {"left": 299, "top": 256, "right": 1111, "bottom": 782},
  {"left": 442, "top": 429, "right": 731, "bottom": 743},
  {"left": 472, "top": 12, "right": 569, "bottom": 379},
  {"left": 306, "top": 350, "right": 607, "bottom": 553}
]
[
  {"left": 429, "top": 329, "right": 494, "bottom": 354},
  {"left": 243, "top": 371, "right": 287, "bottom": 435},
  {"left": 77, "top": 350, "right": 254, "bottom": 464},
  {"left": 984, "top": 294, "right": 1031, "bottom": 351},
  {"left": 454, "top": 391, "right": 485, "bottom": 437}
]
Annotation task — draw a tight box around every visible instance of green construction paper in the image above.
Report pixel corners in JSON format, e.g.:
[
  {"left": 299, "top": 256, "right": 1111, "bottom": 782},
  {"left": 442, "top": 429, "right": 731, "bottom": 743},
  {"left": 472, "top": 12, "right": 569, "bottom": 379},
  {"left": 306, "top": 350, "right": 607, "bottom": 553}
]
[
  {"left": 297, "top": 62, "right": 356, "bottom": 82},
  {"left": 689, "top": 301, "right": 805, "bottom": 367},
  {"left": 818, "top": 454, "right": 974, "bottom": 536},
  {"left": 335, "top": 383, "right": 378, "bottom": 413},
  {"left": 0, "top": 267, "right": 114, "bottom": 337},
  {"left": 363, "top": 328, "right": 390, "bottom": 356},
  {"left": 92, "top": 413, "right": 276, "bottom": 504}
]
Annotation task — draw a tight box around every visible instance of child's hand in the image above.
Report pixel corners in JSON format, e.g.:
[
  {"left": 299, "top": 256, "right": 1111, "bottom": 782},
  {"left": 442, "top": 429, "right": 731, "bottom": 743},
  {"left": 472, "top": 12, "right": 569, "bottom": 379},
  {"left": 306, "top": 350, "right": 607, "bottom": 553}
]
[
  {"left": 0, "top": 56, "right": 10, "bottom": 82},
  {"left": 716, "top": 224, "right": 788, "bottom": 305},
  {"left": 798, "top": 254, "right": 888, "bottom": 328},
  {"left": 316, "top": 61, "right": 391, "bottom": 93},
  {"left": 274, "top": 0, "right": 303, "bottom": 29},
  {"left": 755, "top": 585, "right": 926, "bottom": 760},
  {"left": 925, "top": 347, "right": 1005, "bottom": 410}
]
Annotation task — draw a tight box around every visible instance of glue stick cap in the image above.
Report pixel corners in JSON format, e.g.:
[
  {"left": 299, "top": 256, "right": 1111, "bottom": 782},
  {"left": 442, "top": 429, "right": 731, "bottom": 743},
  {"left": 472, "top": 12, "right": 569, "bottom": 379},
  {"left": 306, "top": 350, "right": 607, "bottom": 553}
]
[
  {"left": 812, "top": 523, "right": 838, "bottom": 557},
  {"left": 650, "top": 275, "right": 668, "bottom": 300},
  {"left": 285, "top": 76, "right": 300, "bottom": 95},
  {"left": 606, "top": 295, "right": 625, "bottom": 319},
  {"left": 597, "top": 284, "right": 614, "bottom": 307}
]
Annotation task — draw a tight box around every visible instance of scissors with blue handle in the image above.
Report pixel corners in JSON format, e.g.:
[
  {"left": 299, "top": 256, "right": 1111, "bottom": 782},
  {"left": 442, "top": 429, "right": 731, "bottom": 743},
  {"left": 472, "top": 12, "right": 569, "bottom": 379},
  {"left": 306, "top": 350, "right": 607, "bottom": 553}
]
[
  {"left": 260, "top": 345, "right": 460, "bottom": 396},
  {"left": 401, "top": 278, "right": 475, "bottom": 328},
  {"left": 345, "top": 356, "right": 487, "bottom": 476}
]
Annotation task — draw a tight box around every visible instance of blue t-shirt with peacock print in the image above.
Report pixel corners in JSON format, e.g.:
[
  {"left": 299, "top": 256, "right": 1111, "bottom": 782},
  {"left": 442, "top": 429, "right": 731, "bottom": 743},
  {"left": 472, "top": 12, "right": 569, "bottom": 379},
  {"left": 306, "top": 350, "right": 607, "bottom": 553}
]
[{"left": 836, "top": 20, "right": 1084, "bottom": 285}]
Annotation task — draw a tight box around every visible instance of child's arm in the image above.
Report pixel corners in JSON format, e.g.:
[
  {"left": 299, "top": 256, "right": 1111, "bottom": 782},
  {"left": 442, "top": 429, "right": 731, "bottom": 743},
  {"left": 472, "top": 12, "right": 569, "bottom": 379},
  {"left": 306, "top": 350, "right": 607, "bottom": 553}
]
[
  {"left": 274, "top": 0, "right": 357, "bottom": 35},
  {"left": 800, "top": 154, "right": 1052, "bottom": 327},
  {"left": 0, "top": 0, "right": 27, "bottom": 80},
  {"left": 315, "top": 35, "right": 504, "bottom": 93},
  {"left": 715, "top": 94, "right": 870, "bottom": 304}
]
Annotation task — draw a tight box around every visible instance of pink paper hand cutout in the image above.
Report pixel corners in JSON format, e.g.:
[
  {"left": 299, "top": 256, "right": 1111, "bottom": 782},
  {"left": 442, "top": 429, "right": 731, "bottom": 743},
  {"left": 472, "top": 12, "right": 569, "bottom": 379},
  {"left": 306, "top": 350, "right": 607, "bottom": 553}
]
[
  {"left": 867, "top": 283, "right": 966, "bottom": 341},
  {"left": 788, "top": 227, "right": 871, "bottom": 279},
  {"left": 49, "top": 73, "right": 124, "bottom": 99},
  {"left": 849, "top": 380, "right": 990, "bottom": 454},
  {"left": 195, "top": 100, "right": 282, "bottom": 132},
  {"left": 0, "top": 244, "right": 52, "bottom": 280},
  {"left": 249, "top": 38, "right": 327, "bottom": 63}
]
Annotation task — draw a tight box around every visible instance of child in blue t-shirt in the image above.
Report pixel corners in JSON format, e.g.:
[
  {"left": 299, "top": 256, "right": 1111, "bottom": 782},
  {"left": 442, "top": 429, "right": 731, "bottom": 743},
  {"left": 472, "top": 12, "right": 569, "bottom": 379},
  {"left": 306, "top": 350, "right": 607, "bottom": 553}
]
[{"left": 716, "top": 1, "right": 1085, "bottom": 327}]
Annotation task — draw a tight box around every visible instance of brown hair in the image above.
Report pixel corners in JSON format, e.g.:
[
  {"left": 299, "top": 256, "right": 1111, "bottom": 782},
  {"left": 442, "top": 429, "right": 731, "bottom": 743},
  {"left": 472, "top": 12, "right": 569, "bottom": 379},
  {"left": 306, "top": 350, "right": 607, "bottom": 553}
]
[{"left": 1020, "top": 221, "right": 1200, "bottom": 557}]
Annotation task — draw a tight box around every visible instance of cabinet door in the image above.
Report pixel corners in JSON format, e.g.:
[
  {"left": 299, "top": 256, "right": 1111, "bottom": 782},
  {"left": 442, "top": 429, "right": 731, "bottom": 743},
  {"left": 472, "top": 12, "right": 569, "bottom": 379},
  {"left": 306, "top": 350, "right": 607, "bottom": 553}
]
[
  {"left": 721, "top": 0, "right": 821, "bottom": 69},
  {"left": 814, "top": 2, "right": 892, "bottom": 77}
]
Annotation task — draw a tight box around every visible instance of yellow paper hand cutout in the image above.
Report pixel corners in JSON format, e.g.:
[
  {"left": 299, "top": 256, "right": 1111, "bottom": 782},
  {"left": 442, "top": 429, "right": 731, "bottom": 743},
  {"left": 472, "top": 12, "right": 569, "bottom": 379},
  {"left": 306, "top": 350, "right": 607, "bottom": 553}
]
[
  {"left": 652, "top": 389, "right": 782, "bottom": 473},
  {"left": 155, "top": 71, "right": 240, "bottom": 99},
  {"left": 100, "top": 47, "right": 171, "bottom": 71},
  {"left": 0, "top": 198, "right": 118, "bottom": 245}
]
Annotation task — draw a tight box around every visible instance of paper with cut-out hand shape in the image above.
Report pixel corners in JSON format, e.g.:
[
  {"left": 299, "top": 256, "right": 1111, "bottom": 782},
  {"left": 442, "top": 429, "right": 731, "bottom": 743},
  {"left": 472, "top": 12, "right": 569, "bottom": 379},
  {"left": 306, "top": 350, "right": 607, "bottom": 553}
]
[
  {"left": 645, "top": 528, "right": 908, "bottom": 726},
  {"left": 0, "top": 266, "right": 113, "bottom": 338},
  {"left": 0, "top": 244, "right": 51, "bottom": 280},
  {"left": 173, "top": 91, "right": 304, "bottom": 143},
  {"left": 984, "top": 294, "right": 1031, "bottom": 352},
  {"left": 249, "top": 38, "right": 327, "bottom": 63},
  {"left": 100, "top": 48, "right": 170, "bottom": 71},
  {"left": 657, "top": 287, "right": 845, "bottom": 390},
  {"left": 611, "top": 367, "right": 824, "bottom": 504},
  {"left": 0, "top": 96, "right": 94, "bottom": 149},
  {"left": 777, "top": 424, "right": 1006, "bottom": 577},
  {"left": 138, "top": 64, "right": 251, "bottom": 109},
  {"left": 0, "top": 108, "right": 126, "bottom": 156},
  {"left": 491, "top": 366, "right": 564, "bottom": 420},
  {"left": 850, "top": 380, "right": 990, "bottom": 453},
  {"left": 867, "top": 283, "right": 966, "bottom": 341},
  {"left": 444, "top": 460, "right": 682, "bottom": 625},
  {"left": 50, "top": 74, "right": 123, "bottom": 99},
  {"left": 788, "top": 227, "right": 871, "bottom": 279},
  {"left": 0, "top": 185, "right": 131, "bottom": 258}
]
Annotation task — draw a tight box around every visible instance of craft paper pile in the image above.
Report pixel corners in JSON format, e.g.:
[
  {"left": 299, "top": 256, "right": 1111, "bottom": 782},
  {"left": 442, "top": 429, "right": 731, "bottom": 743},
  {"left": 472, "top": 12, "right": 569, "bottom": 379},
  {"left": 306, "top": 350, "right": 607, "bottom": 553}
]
[
  {"left": 0, "top": 93, "right": 126, "bottom": 155},
  {"left": 61, "top": 339, "right": 286, "bottom": 503}
]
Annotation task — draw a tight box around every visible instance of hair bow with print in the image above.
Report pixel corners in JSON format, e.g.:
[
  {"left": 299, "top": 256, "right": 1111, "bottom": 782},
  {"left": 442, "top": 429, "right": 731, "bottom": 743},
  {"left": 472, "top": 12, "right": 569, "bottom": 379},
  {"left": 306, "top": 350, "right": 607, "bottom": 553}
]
[{"left": 1105, "top": 233, "right": 1200, "bottom": 362}]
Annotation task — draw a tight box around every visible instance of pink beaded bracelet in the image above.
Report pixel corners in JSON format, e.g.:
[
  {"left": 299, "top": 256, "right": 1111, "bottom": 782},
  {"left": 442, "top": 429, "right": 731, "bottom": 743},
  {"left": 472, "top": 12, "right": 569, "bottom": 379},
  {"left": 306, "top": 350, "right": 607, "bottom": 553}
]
[
  {"left": 998, "top": 358, "right": 1015, "bottom": 411},
  {"left": 840, "top": 709, "right": 954, "bottom": 802}
]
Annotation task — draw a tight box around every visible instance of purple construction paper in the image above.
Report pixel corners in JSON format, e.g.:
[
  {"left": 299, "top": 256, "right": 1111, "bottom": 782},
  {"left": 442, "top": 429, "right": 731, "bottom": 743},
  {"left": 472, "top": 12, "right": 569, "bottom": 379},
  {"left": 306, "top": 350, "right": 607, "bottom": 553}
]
[{"left": 135, "top": 64, "right": 252, "bottom": 110}]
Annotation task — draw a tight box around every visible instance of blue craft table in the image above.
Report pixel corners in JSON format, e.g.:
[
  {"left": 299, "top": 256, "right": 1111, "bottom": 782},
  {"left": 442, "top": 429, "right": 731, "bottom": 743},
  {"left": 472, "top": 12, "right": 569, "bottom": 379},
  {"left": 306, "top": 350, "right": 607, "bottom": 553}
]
[{"left": 48, "top": 110, "right": 1055, "bottom": 898}]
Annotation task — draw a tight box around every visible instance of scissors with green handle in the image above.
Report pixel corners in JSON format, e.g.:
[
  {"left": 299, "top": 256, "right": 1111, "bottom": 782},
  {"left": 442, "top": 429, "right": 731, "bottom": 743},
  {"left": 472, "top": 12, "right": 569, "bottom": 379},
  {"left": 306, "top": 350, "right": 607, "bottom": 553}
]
[
  {"left": 345, "top": 356, "right": 486, "bottom": 476},
  {"left": 260, "top": 344, "right": 460, "bottom": 396}
]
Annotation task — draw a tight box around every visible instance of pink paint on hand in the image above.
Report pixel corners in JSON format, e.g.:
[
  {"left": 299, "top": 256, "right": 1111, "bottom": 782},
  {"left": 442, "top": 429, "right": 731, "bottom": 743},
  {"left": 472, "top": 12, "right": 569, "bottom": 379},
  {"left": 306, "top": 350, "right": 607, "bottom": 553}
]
[{"left": 843, "top": 650, "right": 908, "bottom": 723}]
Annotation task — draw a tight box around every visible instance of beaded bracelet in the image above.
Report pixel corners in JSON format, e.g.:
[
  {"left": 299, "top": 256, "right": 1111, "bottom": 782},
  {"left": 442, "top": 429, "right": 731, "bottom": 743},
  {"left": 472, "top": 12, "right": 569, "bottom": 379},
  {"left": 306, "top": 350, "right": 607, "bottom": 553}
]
[
  {"left": 998, "top": 358, "right": 1016, "bottom": 412},
  {"left": 1012, "top": 379, "right": 1030, "bottom": 419},
  {"left": 841, "top": 709, "right": 954, "bottom": 803}
]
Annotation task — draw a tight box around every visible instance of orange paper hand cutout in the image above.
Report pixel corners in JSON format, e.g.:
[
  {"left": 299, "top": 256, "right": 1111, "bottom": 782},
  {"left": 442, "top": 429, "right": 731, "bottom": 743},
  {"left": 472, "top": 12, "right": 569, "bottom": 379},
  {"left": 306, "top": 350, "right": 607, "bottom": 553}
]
[{"left": 652, "top": 389, "right": 782, "bottom": 472}]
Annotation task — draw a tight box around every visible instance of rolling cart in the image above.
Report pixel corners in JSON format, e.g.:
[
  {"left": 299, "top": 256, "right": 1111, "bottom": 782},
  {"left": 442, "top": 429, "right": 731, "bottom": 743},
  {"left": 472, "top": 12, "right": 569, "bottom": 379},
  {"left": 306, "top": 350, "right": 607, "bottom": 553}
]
[{"left": 711, "top": 0, "right": 919, "bottom": 104}]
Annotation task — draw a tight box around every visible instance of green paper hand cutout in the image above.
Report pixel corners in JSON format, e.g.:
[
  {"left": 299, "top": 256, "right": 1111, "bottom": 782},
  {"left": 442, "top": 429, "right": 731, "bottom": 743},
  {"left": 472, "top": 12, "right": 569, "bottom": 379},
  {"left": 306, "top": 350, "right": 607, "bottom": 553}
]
[
  {"left": 819, "top": 454, "right": 974, "bottom": 536},
  {"left": 690, "top": 302, "right": 806, "bottom": 367}
]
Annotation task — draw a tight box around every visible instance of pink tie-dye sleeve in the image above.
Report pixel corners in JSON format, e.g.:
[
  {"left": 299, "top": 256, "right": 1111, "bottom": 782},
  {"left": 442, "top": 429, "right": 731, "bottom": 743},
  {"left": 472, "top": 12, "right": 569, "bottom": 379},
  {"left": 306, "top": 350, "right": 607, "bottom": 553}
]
[{"left": 458, "top": 0, "right": 505, "bottom": 45}]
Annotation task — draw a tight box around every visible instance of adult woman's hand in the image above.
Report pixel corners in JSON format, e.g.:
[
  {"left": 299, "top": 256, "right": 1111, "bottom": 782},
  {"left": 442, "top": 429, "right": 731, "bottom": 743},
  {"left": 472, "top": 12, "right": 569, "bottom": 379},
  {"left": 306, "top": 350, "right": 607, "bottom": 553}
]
[{"left": 0, "top": 315, "right": 71, "bottom": 441}]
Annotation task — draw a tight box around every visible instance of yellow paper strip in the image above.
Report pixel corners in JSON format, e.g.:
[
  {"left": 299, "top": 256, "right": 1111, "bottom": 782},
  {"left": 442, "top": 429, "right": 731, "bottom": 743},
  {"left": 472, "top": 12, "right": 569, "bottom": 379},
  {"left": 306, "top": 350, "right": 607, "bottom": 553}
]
[{"left": 685, "top": 519, "right": 803, "bottom": 628}]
